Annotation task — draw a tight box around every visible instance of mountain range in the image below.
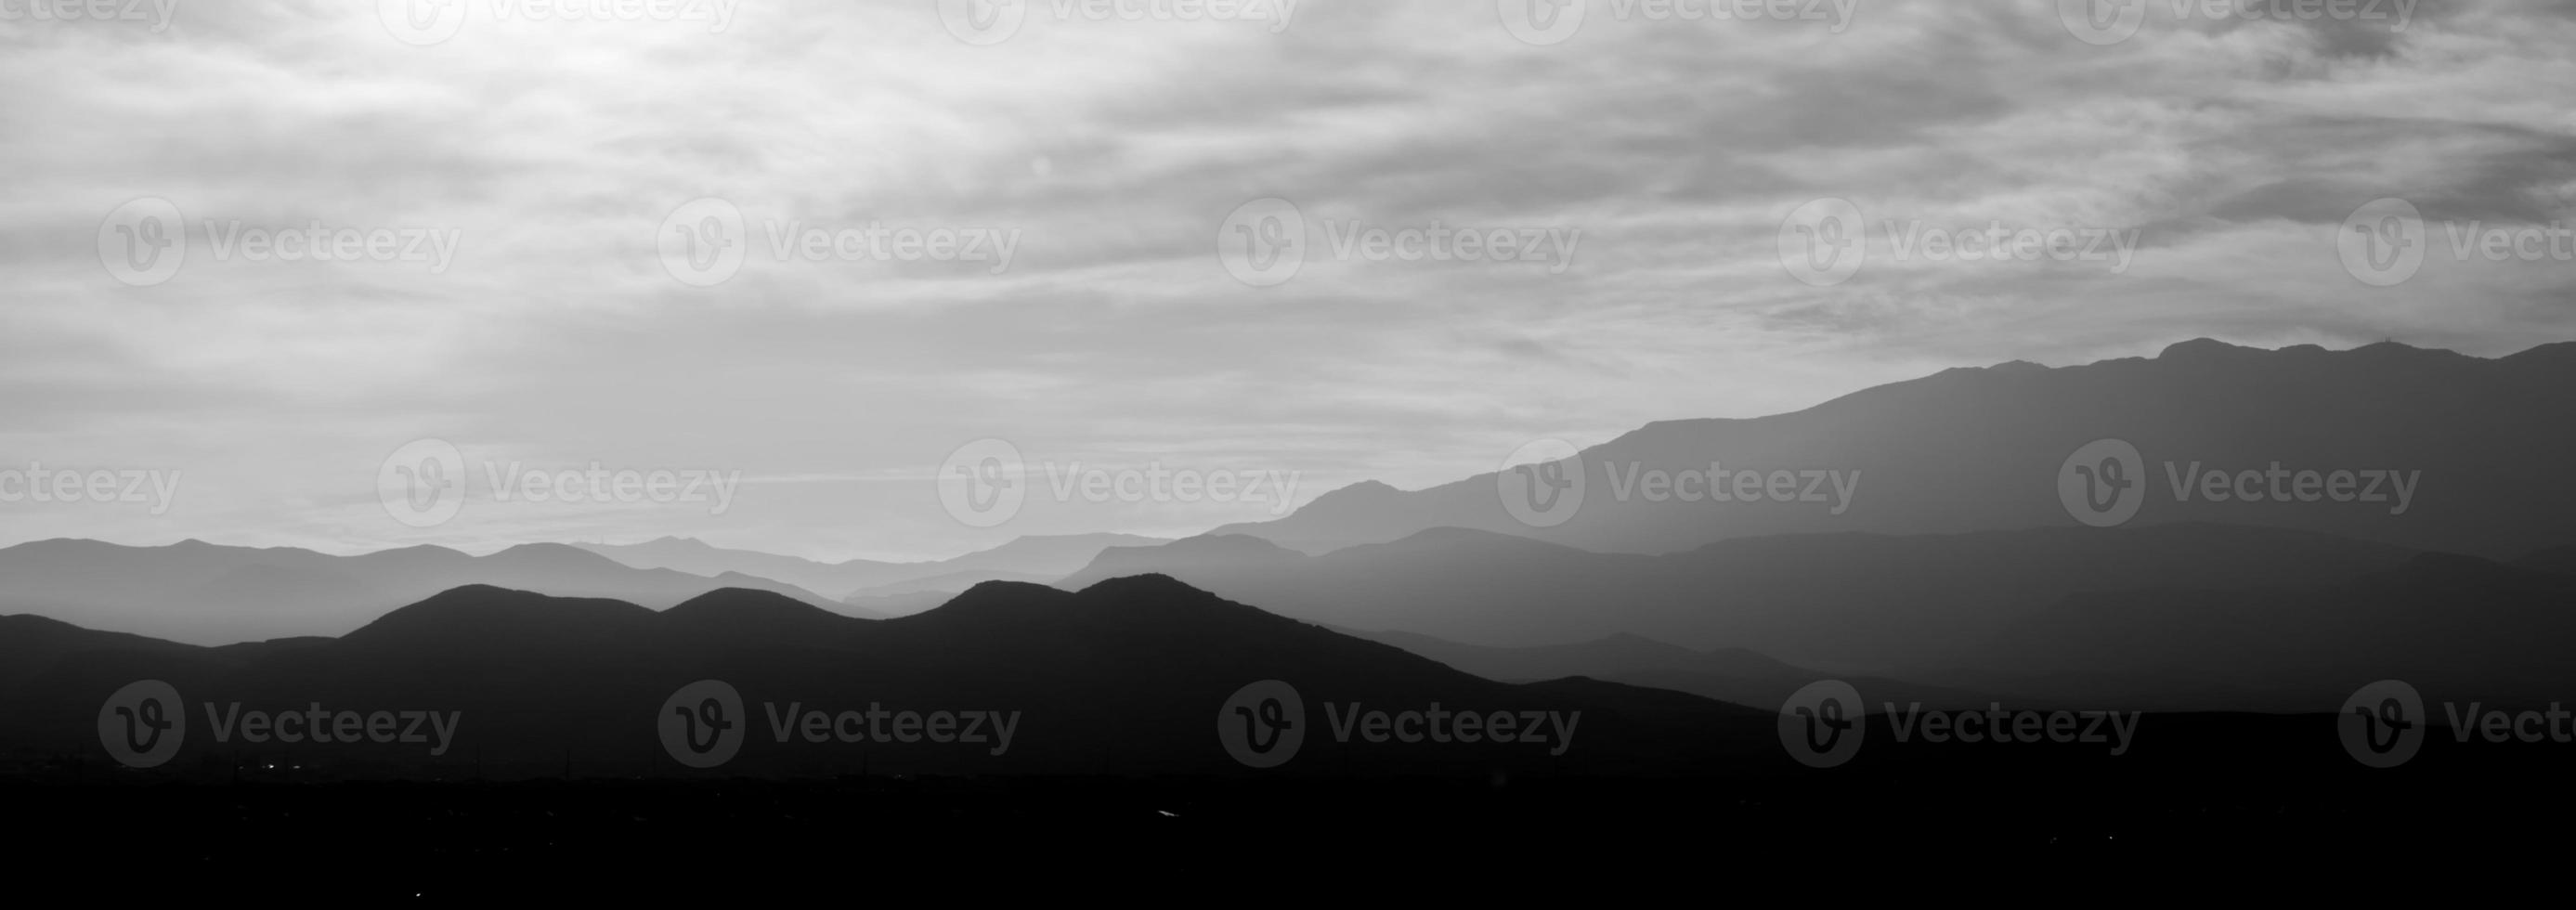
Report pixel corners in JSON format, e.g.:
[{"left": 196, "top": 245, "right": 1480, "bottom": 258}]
[
  {"left": 8, "top": 338, "right": 2571, "bottom": 723},
  {"left": 1059, "top": 522, "right": 2422, "bottom": 670},
  {"left": 1211, "top": 339, "right": 2576, "bottom": 560},
  {"left": 0, "top": 578, "right": 1773, "bottom": 777},
  {"left": 0, "top": 540, "right": 843, "bottom": 645},
  {"left": 574, "top": 533, "right": 1165, "bottom": 602}
]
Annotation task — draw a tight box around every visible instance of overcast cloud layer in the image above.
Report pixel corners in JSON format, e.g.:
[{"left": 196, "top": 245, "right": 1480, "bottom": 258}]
[{"left": 2, "top": 0, "right": 2570, "bottom": 560}]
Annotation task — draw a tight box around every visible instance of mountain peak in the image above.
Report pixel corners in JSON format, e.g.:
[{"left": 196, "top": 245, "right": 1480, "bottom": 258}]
[
  {"left": 1074, "top": 573, "right": 1209, "bottom": 600},
  {"left": 1314, "top": 479, "right": 1402, "bottom": 502},
  {"left": 2155, "top": 337, "right": 2254, "bottom": 360},
  {"left": 663, "top": 587, "right": 860, "bottom": 635},
  {"left": 345, "top": 585, "right": 659, "bottom": 650}
]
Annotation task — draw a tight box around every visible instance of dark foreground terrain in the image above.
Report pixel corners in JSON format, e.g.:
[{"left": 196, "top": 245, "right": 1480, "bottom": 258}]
[{"left": 13, "top": 711, "right": 2569, "bottom": 895}]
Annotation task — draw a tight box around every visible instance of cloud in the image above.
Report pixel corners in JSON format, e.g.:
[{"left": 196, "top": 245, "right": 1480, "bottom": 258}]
[{"left": 0, "top": 0, "right": 2569, "bottom": 558}]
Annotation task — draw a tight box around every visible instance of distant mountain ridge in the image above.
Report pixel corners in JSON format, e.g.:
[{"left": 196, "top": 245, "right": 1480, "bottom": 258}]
[
  {"left": 1211, "top": 339, "right": 2576, "bottom": 559},
  {"left": 576, "top": 533, "right": 1167, "bottom": 600},
  {"left": 1069, "top": 524, "right": 2576, "bottom": 710},
  {"left": 0, "top": 539, "right": 844, "bottom": 645}
]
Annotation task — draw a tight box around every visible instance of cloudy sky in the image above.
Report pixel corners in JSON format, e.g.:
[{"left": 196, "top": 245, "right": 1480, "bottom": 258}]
[{"left": 1, "top": 0, "right": 2569, "bottom": 561}]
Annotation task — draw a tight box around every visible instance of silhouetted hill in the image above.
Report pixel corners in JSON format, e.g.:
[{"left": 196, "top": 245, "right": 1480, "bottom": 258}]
[
  {"left": 0, "top": 539, "right": 845, "bottom": 645},
  {"left": 1336, "top": 627, "right": 2011, "bottom": 711},
  {"left": 0, "top": 614, "right": 198, "bottom": 687},
  {"left": 1061, "top": 522, "right": 2413, "bottom": 668},
  {"left": 662, "top": 588, "right": 868, "bottom": 643},
  {"left": 2514, "top": 545, "right": 2576, "bottom": 576},
  {"left": 341, "top": 585, "right": 663, "bottom": 654},
  {"left": 1975, "top": 551, "right": 2576, "bottom": 708},
  {"left": 0, "top": 578, "right": 1771, "bottom": 778},
  {"left": 1212, "top": 339, "right": 2576, "bottom": 558},
  {"left": 1339, "top": 629, "right": 1801, "bottom": 682}
]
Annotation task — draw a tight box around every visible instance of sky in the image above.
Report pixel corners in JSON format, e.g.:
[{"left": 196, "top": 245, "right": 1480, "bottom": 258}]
[{"left": 1, "top": 0, "right": 2570, "bottom": 561}]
